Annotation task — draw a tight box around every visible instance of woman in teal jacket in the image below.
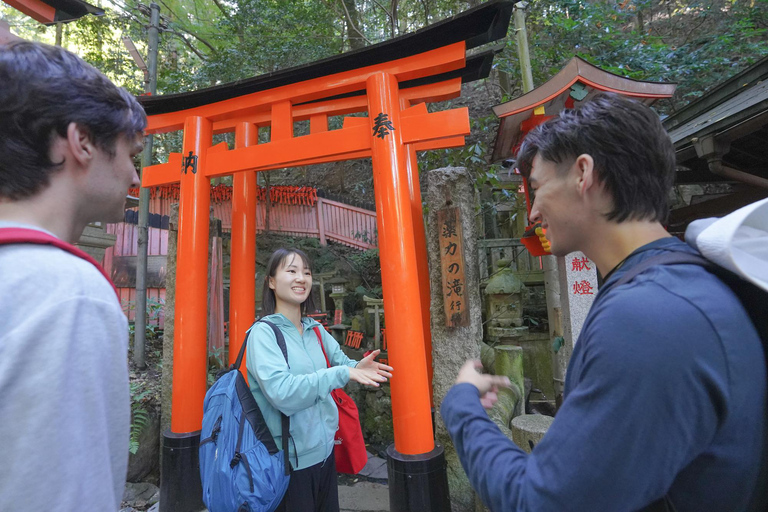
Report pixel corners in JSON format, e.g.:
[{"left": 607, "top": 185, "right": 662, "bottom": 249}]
[{"left": 247, "top": 248, "right": 393, "bottom": 512}]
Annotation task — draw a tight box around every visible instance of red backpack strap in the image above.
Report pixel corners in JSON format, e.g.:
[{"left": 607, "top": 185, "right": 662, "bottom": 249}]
[
  {"left": 313, "top": 326, "right": 331, "bottom": 368},
  {"left": 0, "top": 227, "right": 118, "bottom": 298}
]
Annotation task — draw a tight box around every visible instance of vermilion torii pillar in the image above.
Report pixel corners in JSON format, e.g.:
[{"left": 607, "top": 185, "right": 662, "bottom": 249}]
[
  {"left": 172, "top": 116, "right": 212, "bottom": 433},
  {"left": 139, "top": 3, "right": 514, "bottom": 509},
  {"left": 367, "top": 72, "right": 434, "bottom": 454},
  {"left": 229, "top": 122, "right": 258, "bottom": 372}
]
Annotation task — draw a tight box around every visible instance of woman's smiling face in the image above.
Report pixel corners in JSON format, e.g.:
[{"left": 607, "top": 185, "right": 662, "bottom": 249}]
[{"left": 269, "top": 252, "right": 312, "bottom": 310}]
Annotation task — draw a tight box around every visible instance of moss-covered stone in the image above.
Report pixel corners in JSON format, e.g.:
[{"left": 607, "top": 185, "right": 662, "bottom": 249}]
[{"left": 350, "top": 315, "right": 365, "bottom": 333}]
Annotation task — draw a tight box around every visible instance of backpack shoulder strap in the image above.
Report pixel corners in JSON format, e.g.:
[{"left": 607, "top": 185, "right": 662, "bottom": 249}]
[
  {"left": 241, "top": 318, "right": 293, "bottom": 474},
  {"left": 0, "top": 227, "right": 118, "bottom": 297},
  {"left": 612, "top": 251, "right": 713, "bottom": 289}
]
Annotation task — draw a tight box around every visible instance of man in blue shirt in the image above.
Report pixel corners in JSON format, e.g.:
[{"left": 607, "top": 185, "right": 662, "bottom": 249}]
[{"left": 441, "top": 94, "right": 766, "bottom": 511}]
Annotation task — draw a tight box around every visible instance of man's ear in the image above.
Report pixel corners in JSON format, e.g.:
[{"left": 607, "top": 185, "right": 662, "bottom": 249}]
[
  {"left": 574, "top": 154, "right": 596, "bottom": 195},
  {"left": 65, "top": 122, "right": 95, "bottom": 167}
]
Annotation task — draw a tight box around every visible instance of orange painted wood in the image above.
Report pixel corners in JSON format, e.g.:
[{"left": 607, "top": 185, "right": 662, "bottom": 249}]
[
  {"left": 142, "top": 153, "right": 182, "bottom": 187},
  {"left": 309, "top": 114, "right": 328, "bottom": 134},
  {"left": 400, "top": 107, "right": 470, "bottom": 144},
  {"left": 149, "top": 109, "right": 467, "bottom": 183},
  {"left": 211, "top": 78, "right": 461, "bottom": 134},
  {"left": 405, "top": 138, "right": 434, "bottom": 406},
  {"left": 271, "top": 100, "right": 293, "bottom": 141},
  {"left": 413, "top": 136, "right": 465, "bottom": 152},
  {"left": 229, "top": 122, "right": 258, "bottom": 373},
  {"left": 367, "top": 72, "right": 433, "bottom": 454},
  {"left": 205, "top": 124, "right": 370, "bottom": 177},
  {"left": 171, "top": 116, "right": 212, "bottom": 433},
  {"left": 3, "top": 0, "right": 55, "bottom": 23},
  {"left": 145, "top": 43, "right": 465, "bottom": 135}
]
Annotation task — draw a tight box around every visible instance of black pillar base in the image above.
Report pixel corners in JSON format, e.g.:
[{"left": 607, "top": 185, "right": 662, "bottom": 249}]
[
  {"left": 160, "top": 430, "right": 204, "bottom": 512},
  {"left": 387, "top": 443, "right": 450, "bottom": 512}
]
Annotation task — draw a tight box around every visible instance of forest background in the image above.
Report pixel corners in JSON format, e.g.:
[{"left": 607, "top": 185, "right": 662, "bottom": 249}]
[{"left": 2, "top": 0, "right": 767, "bottom": 204}]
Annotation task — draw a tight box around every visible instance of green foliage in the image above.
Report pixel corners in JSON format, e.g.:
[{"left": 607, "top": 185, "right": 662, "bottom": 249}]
[
  {"left": 124, "top": 297, "right": 166, "bottom": 342},
  {"left": 500, "top": 0, "right": 768, "bottom": 112},
  {"left": 129, "top": 381, "right": 152, "bottom": 454},
  {"left": 346, "top": 248, "right": 381, "bottom": 289},
  {"left": 352, "top": 229, "right": 377, "bottom": 245},
  {"left": 207, "top": 346, "right": 228, "bottom": 387}
]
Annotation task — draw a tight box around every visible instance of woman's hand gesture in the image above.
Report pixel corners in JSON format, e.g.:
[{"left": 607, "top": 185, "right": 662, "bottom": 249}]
[{"left": 349, "top": 349, "right": 393, "bottom": 387}]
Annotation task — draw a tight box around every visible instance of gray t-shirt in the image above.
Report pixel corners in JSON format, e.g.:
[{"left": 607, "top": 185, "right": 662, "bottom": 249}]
[{"left": 0, "top": 224, "right": 129, "bottom": 511}]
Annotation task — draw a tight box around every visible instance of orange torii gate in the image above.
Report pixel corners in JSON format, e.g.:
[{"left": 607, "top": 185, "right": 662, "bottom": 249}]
[{"left": 141, "top": 2, "right": 513, "bottom": 510}]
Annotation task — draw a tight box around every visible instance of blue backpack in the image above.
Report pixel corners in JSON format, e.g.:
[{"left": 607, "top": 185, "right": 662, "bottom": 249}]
[{"left": 200, "top": 320, "right": 291, "bottom": 512}]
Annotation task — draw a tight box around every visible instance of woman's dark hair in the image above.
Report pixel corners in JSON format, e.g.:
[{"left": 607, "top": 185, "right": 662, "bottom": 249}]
[
  {"left": 516, "top": 93, "right": 675, "bottom": 224},
  {"left": 0, "top": 41, "right": 147, "bottom": 200},
  {"left": 261, "top": 248, "right": 317, "bottom": 316}
]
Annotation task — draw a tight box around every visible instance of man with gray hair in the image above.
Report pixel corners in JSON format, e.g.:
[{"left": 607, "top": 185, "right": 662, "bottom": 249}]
[{"left": 0, "top": 41, "right": 146, "bottom": 510}]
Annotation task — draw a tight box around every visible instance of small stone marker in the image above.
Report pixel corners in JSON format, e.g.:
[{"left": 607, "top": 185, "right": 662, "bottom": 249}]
[{"left": 560, "top": 251, "right": 598, "bottom": 347}]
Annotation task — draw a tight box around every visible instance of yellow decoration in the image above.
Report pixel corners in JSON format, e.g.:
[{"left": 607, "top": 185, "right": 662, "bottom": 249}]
[
  {"left": 535, "top": 226, "right": 551, "bottom": 253},
  {"left": 534, "top": 105, "right": 546, "bottom": 115}
]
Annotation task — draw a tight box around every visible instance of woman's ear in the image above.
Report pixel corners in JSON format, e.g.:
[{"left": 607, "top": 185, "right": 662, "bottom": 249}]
[{"left": 268, "top": 276, "right": 276, "bottom": 290}]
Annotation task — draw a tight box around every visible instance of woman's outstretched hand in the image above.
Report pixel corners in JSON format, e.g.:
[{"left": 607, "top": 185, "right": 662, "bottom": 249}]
[{"left": 349, "top": 349, "right": 393, "bottom": 387}]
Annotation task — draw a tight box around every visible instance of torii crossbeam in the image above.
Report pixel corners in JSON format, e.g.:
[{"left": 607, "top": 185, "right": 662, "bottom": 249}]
[{"left": 140, "top": 2, "right": 513, "bottom": 509}]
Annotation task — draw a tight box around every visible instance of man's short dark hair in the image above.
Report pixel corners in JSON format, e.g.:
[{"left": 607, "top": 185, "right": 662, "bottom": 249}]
[
  {"left": 516, "top": 93, "right": 676, "bottom": 223},
  {"left": 0, "top": 42, "right": 147, "bottom": 200}
]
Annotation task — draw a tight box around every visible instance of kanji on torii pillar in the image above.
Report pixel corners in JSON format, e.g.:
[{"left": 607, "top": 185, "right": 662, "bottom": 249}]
[{"left": 139, "top": 2, "right": 514, "bottom": 510}]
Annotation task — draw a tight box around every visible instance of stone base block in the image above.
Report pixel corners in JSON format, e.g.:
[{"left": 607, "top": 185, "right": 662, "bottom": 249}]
[{"left": 511, "top": 414, "right": 554, "bottom": 453}]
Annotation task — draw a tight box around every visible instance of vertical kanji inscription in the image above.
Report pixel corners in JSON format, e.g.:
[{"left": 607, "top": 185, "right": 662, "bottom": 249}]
[{"left": 437, "top": 207, "right": 468, "bottom": 327}]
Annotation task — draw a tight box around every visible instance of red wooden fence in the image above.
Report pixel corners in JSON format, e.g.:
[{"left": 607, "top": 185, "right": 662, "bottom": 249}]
[
  {"left": 136, "top": 196, "right": 377, "bottom": 250},
  {"left": 103, "top": 224, "right": 168, "bottom": 328},
  {"left": 104, "top": 195, "right": 377, "bottom": 329}
]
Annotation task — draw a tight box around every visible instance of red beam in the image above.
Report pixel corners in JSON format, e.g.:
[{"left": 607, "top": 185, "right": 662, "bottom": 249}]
[
  {"left": 4, "top": 0, "right": 55, "bottom": 23},
  {"left": 208, "top": 78, "right": 463, "bottom": 135},
  {"left": 145, "top": 43, "right": 465, "bottom": 135},
  {"left": 142, "top": 153, "right": 182, "bottom": 188}
]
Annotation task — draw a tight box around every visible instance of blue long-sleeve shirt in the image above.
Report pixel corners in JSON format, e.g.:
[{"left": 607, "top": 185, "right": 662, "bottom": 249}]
[{"left": 441, "top": 238, "right": 765, "bottom": 512}]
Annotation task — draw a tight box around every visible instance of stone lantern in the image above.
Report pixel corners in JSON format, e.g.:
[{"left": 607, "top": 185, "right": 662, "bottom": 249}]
[
  {"left": 327, "top": 275, "right": 350, "bottom": 344},
  {"left": 329, "top": 276, "right": 348, "bottom": 296},
  {"left": 484, "top": 259, "right": 525, "bottom": 328}
]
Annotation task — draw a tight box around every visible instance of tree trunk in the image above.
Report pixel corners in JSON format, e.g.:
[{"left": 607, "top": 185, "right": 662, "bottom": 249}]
[{"left": 343, "top": 0, "right": 365, "bottom": 51}]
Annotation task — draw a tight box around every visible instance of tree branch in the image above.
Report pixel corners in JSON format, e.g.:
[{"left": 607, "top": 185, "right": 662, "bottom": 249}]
[
  {"left": 338, "top": 0, "right": 373, "bottom": 45},
  {"left": 370, "top": 0, "right": 394, "bottom": 24},
  {"left": 166, "top": 29, "right": 208, "bottom": 60},
  {"left": 209, "top": 0, "right": 232, "bottom": 20}
]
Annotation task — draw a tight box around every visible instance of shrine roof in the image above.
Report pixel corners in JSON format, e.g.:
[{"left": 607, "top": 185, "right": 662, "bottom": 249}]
[
  {"left": 490, "top": 56, "right": 675, "bottom": 162},
  {"left": 3, "top": 0, "right": 103, "bottom": 25},
  {"left": 664, "top": 54, "right": 768, "bottom": 181},
  {"left": 138, "top": 0, "right": 514, "bottom": 116},
  {"left": 663, "top": 55, "right": 768, "bottom": 234}
]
